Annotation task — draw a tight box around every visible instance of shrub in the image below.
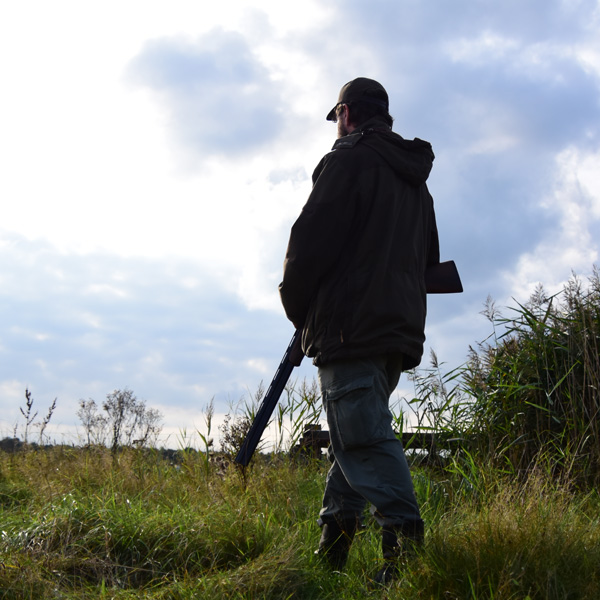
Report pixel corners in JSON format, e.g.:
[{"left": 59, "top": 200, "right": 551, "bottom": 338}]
[
  {"left": 77, "top": 388, "right": 163, "bottom": 452},
  {"left": 426, "top": 268, "right": 600, "bottom": 486}
]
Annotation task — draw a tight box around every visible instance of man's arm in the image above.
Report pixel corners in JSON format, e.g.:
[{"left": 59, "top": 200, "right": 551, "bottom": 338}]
[{"left": 279, "top": 153, "right": 358, "bottom": 327}]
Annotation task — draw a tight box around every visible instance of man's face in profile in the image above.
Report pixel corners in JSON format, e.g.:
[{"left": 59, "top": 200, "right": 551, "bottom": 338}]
[{"left": 336, "top": 104, "right": 350, "bottom": 138}]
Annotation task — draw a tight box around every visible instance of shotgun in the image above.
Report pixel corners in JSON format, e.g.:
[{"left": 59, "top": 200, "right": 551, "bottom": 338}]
[
  {"left": 234, "top": 260, "right": 462, "bottom": 466},
  {"left": 235, "top": 328, "right": 304, "bottom": 466}
]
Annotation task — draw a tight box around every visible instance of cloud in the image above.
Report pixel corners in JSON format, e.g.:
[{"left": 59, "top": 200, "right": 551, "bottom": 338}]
[
  {"left": 125, "top": 28, "right": 285, "bottom": 162},
  {"left": 503, "top": 146, "right": 600, "bottom": 299},
  {"left": 0, "top": 233, "right": 303, "bottom": 439},
  {"left": 320, "top": 0, "right": 600, "bottom": 149}
]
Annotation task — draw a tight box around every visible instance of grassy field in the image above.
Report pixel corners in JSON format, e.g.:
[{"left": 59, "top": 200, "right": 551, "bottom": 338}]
[
  {"left": 3, "top": 272, "right": 600, "bottom": 598},
  {"left": 1, "top": 444, "right": 600, "bottom": 599}
]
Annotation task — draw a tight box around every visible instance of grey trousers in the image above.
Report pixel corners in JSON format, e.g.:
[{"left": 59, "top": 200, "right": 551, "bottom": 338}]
[{"left": 317, "top": 354, "right": 423, "bottom": 530}]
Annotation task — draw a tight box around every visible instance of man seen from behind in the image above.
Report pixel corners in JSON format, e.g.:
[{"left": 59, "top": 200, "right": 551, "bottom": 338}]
[{"left": 279, "top": 77, "right": 440, "bottom": 584}]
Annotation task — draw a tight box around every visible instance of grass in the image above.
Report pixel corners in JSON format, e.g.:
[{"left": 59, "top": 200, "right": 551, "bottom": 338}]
[
  {"left": 406, "top": 269, "right": 600, "bottom": 489},
  {"left": 4, "top": 268, "right": 600, "bottom": 598},
  {"left": 2, "top": 445, "right": 600, "bottom": 599},
  {"left": 420, "top": 470, "right": 600, "bottom": 599}
]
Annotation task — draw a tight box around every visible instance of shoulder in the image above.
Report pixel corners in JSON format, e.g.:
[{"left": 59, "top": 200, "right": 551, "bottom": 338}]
[
  {"left": 312, "top": 129, "right": 394, "bottom": 182},
  {"left": 311, "top": 145, "right": 359, "bottom": 183},
  {"left": 331, "top": 132, "right": 364, "bottom": 151}
]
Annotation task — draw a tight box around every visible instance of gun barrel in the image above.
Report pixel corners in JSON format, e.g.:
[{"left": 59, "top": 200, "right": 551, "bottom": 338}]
[{"left": 234, "top": 330, "right": 303, "bottom": 466}]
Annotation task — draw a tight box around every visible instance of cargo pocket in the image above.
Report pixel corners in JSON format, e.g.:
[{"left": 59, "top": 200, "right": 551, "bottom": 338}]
[{"left": 326, "top": 374, "right": 385, "bottom": 451}]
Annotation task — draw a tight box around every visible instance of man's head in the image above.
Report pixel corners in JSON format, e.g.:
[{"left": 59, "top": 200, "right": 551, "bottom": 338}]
[{"left": 326, "top": 77, "right": 393, "bottom": 136}]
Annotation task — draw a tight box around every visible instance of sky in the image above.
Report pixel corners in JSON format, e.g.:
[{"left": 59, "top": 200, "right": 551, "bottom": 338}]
[{"left": 1, "top": 0, "right": 600, "bottom": 447}]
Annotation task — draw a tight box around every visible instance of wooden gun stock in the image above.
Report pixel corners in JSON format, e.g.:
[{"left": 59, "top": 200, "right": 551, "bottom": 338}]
[{"left": 425, "top": 260, "right": 463, "bottom": 294}]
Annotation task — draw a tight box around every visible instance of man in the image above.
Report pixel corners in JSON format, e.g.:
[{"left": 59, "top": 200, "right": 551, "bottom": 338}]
[{"left": 279, "top": 77, "right": 440, "bottom": 583}]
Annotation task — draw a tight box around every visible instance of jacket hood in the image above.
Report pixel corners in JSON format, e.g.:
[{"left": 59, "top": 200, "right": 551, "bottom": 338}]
[{"left": 333, "top": 117, "right": 435, "bottom": 186}]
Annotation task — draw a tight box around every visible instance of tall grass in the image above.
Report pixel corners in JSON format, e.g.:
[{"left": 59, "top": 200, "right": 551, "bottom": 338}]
[
  {"left": 418, "top": 470, "right": 600, "bottom": 599},
  {"left": 2, "top": 446, "right": 600, "bottom": 599},
  {"left": 411, "top": 269, "right": 600, "bottom": 487}
]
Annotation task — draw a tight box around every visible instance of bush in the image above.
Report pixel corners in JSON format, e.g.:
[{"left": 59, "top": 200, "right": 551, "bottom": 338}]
[
  {"left": 420, "top": 268, "right": 600, "bottom": 487},
  {"left": 77, "top": 388, "right": 163, "bottom": 452}
]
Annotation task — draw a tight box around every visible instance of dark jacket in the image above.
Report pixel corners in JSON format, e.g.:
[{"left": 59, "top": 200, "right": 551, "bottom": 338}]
[{"left": 279, "top": 117, "right": 440, "bottom": 369}]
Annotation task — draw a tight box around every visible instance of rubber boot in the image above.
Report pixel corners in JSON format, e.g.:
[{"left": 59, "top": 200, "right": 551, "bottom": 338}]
[
  {"left": 315, "top": 517, "right": 359, "bottom": 571},
  {"left": 373, "top": 520, "right": 424, "bottom": 585}
]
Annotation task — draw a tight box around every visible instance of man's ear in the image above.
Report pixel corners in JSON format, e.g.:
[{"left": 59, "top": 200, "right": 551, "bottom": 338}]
[
  {"left": 342, "top": 105, "right": 356, "bottom": 133},
  {"left": 341, "top": 104, "right": 350, "bottom": 124}
]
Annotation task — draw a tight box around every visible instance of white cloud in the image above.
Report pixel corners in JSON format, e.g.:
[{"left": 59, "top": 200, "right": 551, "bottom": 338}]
[
  {"left": 445, "top": 31, "right": 585, "bottom": 86},
  {"left": 503, "top": 146, "right": 600, "bottom": 300},
  {"left": 245, "top": 358, "right": 272, "bottom": 376},
  {"left": 575, "top": 148, "right": 600, "bottom": 218},
  {"left": 125, "top": 29, "right": 286, "bottom": 160},
  {"left": 445, "top": 31, "right": 520, "bottom": 65}
]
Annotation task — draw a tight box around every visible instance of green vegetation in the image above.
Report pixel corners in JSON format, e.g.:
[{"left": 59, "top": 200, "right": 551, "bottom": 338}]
[
  {"left": 409, "top": 269, "right": 600, "bottom": 488},
  {"left": 2, "top": 270, "right": 600, "bottom": 598},
  {"left": 1, "top": 447, "right": 600, "bottom": 599}
]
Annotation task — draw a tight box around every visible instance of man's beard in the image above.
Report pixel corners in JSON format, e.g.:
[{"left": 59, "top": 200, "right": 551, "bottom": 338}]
[{"left": 337, "top": 119, "right": 349, "bottom": 138}]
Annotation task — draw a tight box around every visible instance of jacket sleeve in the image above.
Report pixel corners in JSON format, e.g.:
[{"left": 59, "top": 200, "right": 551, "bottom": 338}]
[{"left": 279, "top": 152, "right": 358, "bottom": 328}]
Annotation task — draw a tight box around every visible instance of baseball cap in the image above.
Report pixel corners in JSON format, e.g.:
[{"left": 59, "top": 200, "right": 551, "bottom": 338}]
[{"left": 326, "top": 77, "right": 389, "bottom": 121}]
